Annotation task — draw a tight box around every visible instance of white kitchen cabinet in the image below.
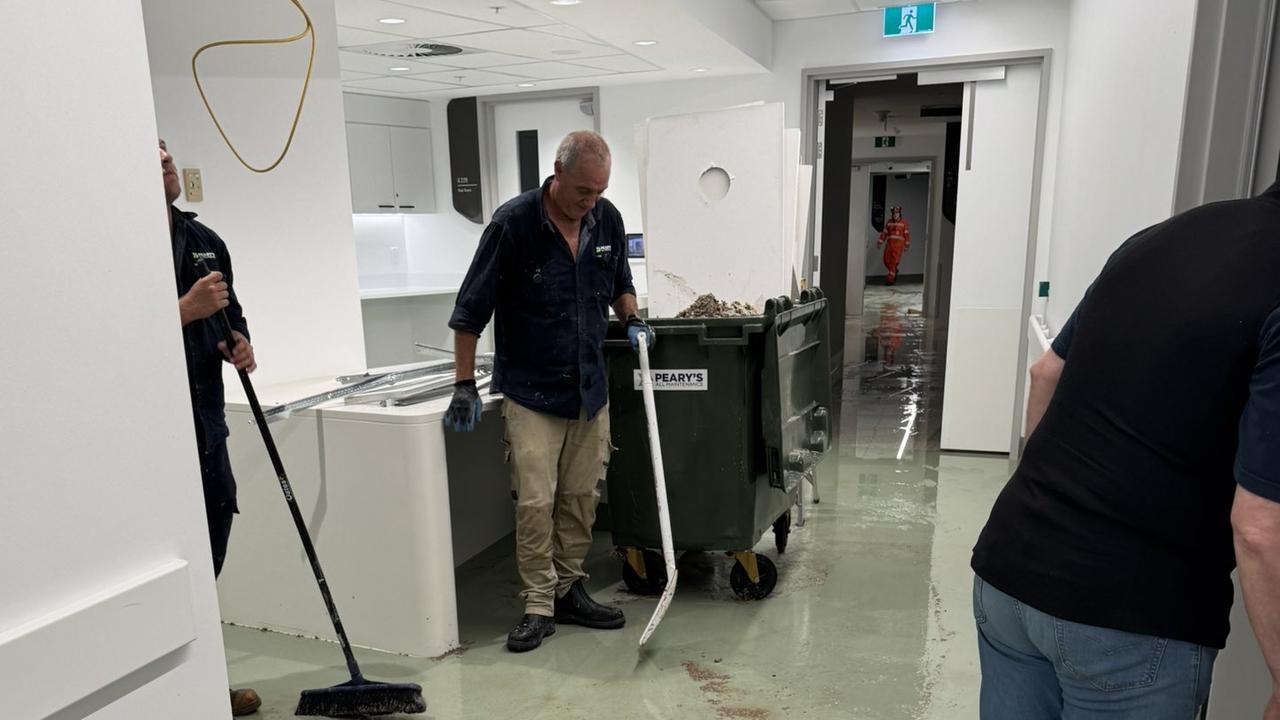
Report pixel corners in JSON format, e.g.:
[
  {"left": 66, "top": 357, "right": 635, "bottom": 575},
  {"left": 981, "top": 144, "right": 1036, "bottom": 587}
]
[
  {"left": 345, "top": 122, "right": 436, "bottom": 213},
  {"left": 388, "top": 126, "right": 434, "bottom": 212}
]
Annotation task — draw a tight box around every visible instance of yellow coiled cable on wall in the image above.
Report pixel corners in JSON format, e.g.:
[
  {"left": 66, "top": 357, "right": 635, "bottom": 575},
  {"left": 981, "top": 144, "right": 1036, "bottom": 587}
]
[{"left": 191, "top": 0, "right": 316, "bottom": 174}]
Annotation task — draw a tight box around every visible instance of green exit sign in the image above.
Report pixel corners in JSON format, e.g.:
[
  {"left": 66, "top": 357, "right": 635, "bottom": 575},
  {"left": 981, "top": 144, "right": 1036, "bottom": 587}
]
[
  {"left": 884, "top": 4, "right": 936, "bottom": 37},
  {"left": 875, "top": 136, "right": 897, "bottom": 148}
]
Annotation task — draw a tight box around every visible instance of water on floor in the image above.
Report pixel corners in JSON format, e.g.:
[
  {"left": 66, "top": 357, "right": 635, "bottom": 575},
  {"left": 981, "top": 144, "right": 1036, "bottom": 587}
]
[{"left": 223, "top": 282, "right": 1009, "bottom": 719}]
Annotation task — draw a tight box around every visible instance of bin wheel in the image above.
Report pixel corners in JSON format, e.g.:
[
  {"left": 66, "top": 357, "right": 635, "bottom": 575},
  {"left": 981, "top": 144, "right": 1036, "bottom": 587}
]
[
  {"left": 621, "top": 548, "right": 668, "bottom": 596},
  {"left": 730, "top": 554, "right": 778, "bottom": 600},
  {"left": 773, "top": 512, "right": 792, "bottom": 554}
]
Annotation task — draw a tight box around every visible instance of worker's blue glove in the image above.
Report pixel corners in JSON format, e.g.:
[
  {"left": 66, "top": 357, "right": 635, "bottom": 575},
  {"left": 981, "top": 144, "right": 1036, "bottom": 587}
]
[
  {"left": 443, "top": 380, "right": 482, "bottom": 432},
  {"left": 627, "top": 317, "right": 656, "bottom": 353}
]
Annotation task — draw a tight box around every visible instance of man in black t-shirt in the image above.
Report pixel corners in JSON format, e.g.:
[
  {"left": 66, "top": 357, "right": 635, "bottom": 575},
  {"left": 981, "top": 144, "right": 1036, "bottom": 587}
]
[{"left": 971, "top": 184, "right": 1280, "bottom": 720}]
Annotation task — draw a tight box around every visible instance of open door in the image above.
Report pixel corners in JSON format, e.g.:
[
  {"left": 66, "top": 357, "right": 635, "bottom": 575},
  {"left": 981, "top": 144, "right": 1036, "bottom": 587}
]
[{"left": 940, "top": 63, "right": 1043, "bottom": 452}]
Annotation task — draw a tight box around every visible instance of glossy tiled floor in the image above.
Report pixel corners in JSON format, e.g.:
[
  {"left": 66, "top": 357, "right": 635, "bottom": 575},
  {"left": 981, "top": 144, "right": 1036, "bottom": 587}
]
[{"left": 222, "top": 283, "right": 1010, "bottom": 719}]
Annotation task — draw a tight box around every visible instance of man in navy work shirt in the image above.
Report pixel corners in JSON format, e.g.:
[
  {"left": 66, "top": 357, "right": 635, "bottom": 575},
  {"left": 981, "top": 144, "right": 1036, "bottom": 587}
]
[
  {"left": 971, "top": 182, "right": 1280, "bottom": 719},
  {"left": 445, "top": 131, "right": 653, "bottom": 652},
  {"left": 162, "top": 139, "right": 261, "bottom": 716}
]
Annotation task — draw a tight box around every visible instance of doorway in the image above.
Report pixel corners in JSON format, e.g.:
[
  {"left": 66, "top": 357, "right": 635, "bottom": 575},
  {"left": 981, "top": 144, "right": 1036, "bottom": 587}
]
[
  {"left": 478, "top": 89, "right": 599, "bottom": 220},
  {"left": 805, "top": 55, "right": 1051, "bottom": 457}
]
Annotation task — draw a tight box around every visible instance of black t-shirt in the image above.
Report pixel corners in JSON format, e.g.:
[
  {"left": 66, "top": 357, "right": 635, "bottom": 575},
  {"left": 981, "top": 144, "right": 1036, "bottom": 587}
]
[{"left": 973, "top": 187, "right": 1280, "bottom": 649}]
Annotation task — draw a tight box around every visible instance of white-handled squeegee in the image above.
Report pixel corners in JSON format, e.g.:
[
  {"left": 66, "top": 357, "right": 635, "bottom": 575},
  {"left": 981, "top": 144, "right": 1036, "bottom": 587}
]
[{"left": 636, "top": 332, "right": 678, "bottom": 647}]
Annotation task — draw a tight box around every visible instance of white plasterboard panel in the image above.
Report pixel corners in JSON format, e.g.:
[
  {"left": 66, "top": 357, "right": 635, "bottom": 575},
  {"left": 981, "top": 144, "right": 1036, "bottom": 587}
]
[
  {"left": 644, "top": 102, "right": 787, "bottom": 316},
  {"left": 407, "top": 51, "right": 534, "bottom": 69},
  {"left": 491, "top": 60, "right": 609, "bottom": 80},
  {"left": 408, "top": 68, "right": 533, "bottom": 86},
  {"left": 528, "top": 23, "right": 604, "bottom": 44},
  {"left": 339, "top": 49, "right": 442, "bottom": 74},
  {"left": 344, "top": 75, "right": 462, "bottom": 93},
  {"left": 795, "top": 164, "right": 814, "bottom": 287},
  {"left": 336, "top": 0, "right": 502, "bottom": 37},
  {"left": 782, "top": 127, "right": 802, "bottom": 294},
  {"left": 433, "top": 28, "right": 620, "bottom": 60},
  {"left": 337, "top": 24, "right": 412, "bottom": 47},
  {"left": 569, "top": 54, "right": 662, "bottom": 73},
  {"left": 389, "top": 0, "right": 553, "bottom": 27}
]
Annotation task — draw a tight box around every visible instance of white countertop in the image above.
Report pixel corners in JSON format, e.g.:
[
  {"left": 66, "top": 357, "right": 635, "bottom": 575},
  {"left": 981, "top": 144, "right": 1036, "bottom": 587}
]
[
  {"left": 224, "top": 365, "right": 502, "bottom": 425},
  {"left": 358, "top": 273, "right": 463, "bottom": 301}
]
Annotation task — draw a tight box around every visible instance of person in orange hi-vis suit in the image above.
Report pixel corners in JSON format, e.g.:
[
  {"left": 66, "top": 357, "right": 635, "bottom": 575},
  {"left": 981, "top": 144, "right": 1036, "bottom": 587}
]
[{"left": 877, "top": 206, "right": 911, "bottom": 285}]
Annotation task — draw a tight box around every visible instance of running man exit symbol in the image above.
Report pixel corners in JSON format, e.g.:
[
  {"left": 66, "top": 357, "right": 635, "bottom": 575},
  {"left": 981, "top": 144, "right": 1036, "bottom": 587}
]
[{"left": 883, "top": 4, "right": 936, "bottom": 37}]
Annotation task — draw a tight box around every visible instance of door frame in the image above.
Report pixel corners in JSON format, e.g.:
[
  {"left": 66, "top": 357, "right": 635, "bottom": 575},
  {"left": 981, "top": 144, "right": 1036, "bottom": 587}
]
[
  {"left": 476, "top": 87, "right": 601, "bottom": 222},
  {"left": 849, "top": 155, "right": 939, "bottom": 319},
  {"left": 801, "top": 50, "right": 1054, "bottom": 459}
]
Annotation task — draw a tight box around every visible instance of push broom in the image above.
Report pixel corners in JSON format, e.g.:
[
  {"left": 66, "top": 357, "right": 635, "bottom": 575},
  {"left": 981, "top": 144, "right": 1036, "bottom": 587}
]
[{"left": 197, "top": 262, "right": 425, "bottom": 717}]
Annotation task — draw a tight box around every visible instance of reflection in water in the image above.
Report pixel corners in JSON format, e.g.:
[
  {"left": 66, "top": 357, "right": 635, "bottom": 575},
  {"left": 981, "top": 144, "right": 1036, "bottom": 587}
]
[{"left": 842, "top": 283, "right": 945, "bottom": 464}]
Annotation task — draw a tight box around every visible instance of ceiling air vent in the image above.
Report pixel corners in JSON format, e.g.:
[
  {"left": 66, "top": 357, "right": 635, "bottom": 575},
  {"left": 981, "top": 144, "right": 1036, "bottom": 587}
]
[{"left": 355, "top": 40, "right": 465, "bottom": 59}]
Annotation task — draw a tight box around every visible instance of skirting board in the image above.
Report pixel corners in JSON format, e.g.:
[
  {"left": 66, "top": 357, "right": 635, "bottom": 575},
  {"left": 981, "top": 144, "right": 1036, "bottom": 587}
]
[{"left": 0, "top": 559, "right": 197, "bottom": 719}]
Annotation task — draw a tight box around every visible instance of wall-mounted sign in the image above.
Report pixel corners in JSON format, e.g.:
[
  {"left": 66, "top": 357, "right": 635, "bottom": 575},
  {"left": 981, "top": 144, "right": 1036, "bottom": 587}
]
[
  {"left": 884, "top": 4, "right": 936, "bottom": 37},
  {"left": 875, "top": 136, "right": 897, "bottom": 148},
  {"left": 447, "top": 97, "right": 484, "bottom": 224}
]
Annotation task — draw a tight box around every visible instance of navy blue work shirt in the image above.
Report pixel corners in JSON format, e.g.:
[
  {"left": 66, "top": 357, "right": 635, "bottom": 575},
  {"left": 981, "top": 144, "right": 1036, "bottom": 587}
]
[
  {"left": 449, "top": 177, "right": 636, "bottom": 420},
  {"left": 171, "top": 207, "right": 249, "bottom": 506}
]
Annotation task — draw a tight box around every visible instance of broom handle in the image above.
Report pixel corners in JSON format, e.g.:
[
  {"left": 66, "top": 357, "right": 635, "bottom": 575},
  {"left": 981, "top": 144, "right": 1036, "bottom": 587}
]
[{"left": 196, "top": 262, "right": 364, "bottom": 682}]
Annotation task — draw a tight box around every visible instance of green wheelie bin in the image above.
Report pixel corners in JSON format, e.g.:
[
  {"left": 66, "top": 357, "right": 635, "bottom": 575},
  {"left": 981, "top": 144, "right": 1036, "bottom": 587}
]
[{"left": 602, "top": 289, "right": 832, "bottom": 600}]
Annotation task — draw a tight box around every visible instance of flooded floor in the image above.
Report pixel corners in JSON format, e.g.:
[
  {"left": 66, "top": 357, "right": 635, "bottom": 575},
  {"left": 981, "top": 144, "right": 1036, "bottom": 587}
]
[{"left": 222, "top": 282, "right": 1009, "bottom": 719}]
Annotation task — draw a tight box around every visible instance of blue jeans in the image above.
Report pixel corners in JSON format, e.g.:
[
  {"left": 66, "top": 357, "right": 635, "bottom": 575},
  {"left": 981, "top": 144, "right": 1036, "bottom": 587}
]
[{"left": 974, "top": 576, "right": 1216, "bottom": 720}]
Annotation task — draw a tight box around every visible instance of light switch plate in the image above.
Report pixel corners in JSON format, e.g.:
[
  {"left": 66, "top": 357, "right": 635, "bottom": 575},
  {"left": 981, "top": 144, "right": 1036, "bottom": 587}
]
[{"left": 182, "top": 168, "right": 203, "bottom": 202}]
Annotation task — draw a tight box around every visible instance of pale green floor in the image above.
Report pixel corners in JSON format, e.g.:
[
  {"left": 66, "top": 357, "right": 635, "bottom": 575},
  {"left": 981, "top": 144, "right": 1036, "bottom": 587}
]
[{"left": 224, "top": 284, "right": 1010, "bottom": 719}]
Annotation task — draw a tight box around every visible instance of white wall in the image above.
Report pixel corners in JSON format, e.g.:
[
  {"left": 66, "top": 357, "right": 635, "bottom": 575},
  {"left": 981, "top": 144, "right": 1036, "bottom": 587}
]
[
  {"left": 493, "top": 96, "right": 596, "bottom": 202},
  {"left": 143, "top": 0, "right": 366, "bottom": 384},
  {"left": 1, "top": 2, "right": 228, "bottom": 718},
  {"left": 1042, "top": 0, "right": 1199, "bottom": 330},
  {"left": 601, "top": 0, "right": 1072, "bottom": 273}
]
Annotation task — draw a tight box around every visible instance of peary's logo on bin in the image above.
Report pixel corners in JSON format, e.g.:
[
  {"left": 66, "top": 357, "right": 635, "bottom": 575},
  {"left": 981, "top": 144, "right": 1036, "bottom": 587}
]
[{"left": 633, "top": 369, "right": 708, "bottom": 391}]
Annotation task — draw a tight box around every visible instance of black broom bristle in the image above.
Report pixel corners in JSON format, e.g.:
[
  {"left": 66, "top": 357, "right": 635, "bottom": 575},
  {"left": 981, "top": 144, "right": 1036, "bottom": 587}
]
[{"left": 295, "top": 679, "right": 426, "bottom": 717}]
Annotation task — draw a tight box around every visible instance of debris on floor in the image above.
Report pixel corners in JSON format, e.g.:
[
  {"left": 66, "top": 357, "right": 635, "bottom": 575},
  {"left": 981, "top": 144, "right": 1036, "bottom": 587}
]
[{"left": 676, "top": 293, "right": 760, "bottom": 318}]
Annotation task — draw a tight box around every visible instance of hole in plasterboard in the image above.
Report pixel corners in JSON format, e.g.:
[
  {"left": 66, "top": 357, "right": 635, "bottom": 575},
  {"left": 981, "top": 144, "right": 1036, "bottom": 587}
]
[{"left": 697, "top": 166, "right": 731, "bottom": 205}]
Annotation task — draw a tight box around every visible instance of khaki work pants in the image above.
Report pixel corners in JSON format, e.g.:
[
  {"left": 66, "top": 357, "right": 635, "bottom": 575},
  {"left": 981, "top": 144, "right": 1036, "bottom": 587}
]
[{"left": 503, "top": 400, "right": 612, "bottom": 617}]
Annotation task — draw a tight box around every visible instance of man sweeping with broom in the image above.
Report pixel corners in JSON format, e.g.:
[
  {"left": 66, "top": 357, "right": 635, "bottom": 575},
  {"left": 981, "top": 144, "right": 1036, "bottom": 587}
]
[{"left": 162, "top": 138, "right": 262, "bottom": 717}]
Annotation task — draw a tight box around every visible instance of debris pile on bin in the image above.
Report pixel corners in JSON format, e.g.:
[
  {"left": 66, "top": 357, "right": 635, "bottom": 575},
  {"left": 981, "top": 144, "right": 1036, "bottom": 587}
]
[{"left": 675, "top": 293, "right": 760, "bottom": 318}]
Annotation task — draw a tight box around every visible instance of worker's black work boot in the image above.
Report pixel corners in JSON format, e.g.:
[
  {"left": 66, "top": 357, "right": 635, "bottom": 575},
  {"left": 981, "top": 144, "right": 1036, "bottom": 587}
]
[
  {"left": 554, "top": 580, "right": 626, "bottom": 629},
  {"left": 507, "top": 614, "right": 556, "bottom": 652},
  {"left": 230, "top": 688, "right": 261, "bottom": 716}
]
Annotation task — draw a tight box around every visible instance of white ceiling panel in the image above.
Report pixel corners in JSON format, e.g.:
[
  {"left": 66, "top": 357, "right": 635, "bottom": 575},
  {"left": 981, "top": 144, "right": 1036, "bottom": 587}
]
[
  {"left": 527, "top": 23, "right": 603, "bottom": 44},
  {"left": 754, "top": 0, "right": 864, "bottom": 20},
  {"left": 488, "top": 61, "right": 609, "bottom": 80},
  {"left": 341, "top": 69, "right": 384, "bottom": 81},
  {"left": 568, "top": 54, "right": 660, "bottom": 73},
  {"left": 338, "top": 49, "right": 444, "bottom": 74},
  {"left": 407, "top": 68, "right": 534, "bottom": 87},
  {"left": 343, "top": 75, "right": 463, "bottom": 93},
  {"left": 405, "top": 51, "right": 537, "bottom": 68},
  {"left": 387, "top": 0, "right": 554, "bottom": 28},
  {"left": 335, "top": 0, "right": 503, "bottom": 38},
  {"left": 433, "top": 28, "right": 620, "bottom": 60},
  {"left": 336, "top": 24, "right": 412, "bottom": 47}
]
